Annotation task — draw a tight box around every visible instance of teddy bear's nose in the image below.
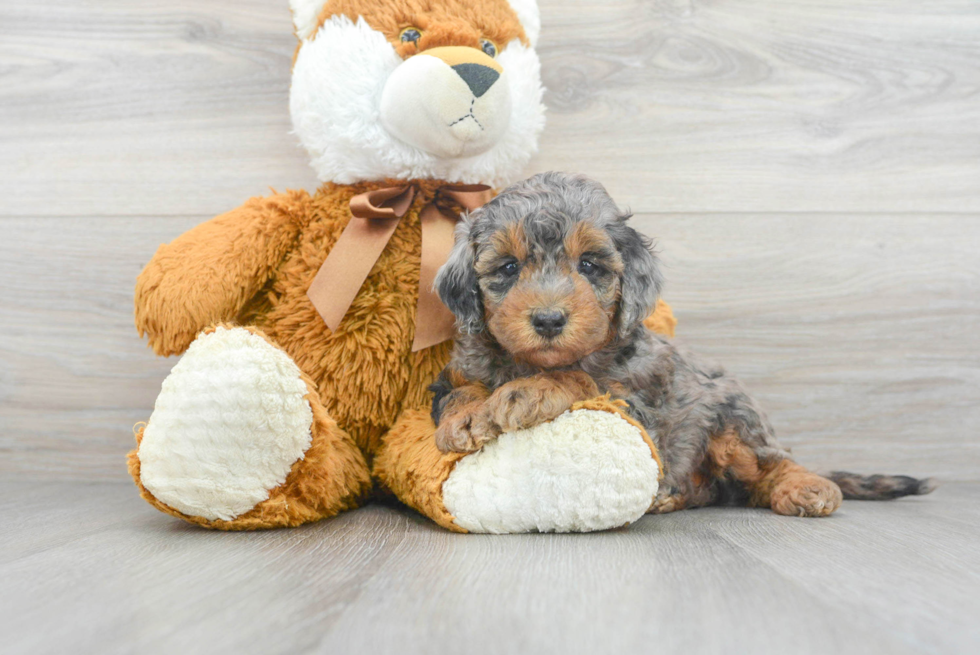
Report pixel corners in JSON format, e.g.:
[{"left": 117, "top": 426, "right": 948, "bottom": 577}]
[{"left": 451, "top": 64, "right": 500, "bottom": 98}]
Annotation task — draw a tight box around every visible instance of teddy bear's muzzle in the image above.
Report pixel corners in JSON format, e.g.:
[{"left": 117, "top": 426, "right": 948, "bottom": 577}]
[{"left": 380, "top": 46, "right": 512, "bottom": 159}]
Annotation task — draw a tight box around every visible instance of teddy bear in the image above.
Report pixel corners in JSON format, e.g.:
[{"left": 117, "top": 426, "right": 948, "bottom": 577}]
[{"left": 127, "top": 0, "right": 677, "bottom": 533}]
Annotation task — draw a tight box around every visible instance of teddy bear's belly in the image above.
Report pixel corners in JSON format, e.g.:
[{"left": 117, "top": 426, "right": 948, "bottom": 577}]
[{"left": 251, "top": 209, "right": 451, "bottom": 455}]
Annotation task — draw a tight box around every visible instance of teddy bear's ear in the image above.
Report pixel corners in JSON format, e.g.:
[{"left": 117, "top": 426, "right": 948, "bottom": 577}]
[
  {"left": 507, "top": 0, "right": 541, "bottom": 47},
  {"left": 291, "top": 0, "right": 326, "bottom": 40}
]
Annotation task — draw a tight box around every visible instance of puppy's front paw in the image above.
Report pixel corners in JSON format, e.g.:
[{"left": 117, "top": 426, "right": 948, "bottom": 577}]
[
  {"left": 484, "top": 374, "right": 593, "bottom": 433},
  {"left": 435, "top": 405, "right": 499, "bottom": 453},
  {"left": 483, "top": 383, "right": 556, "bottom": 433},
  {"left": 487, "top": 372, "right": 600, "bottom": 433}
]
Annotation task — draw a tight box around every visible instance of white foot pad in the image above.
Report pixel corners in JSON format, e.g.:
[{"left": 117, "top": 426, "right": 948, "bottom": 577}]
[
  {"left": 442, "top": 409, "right": 660, "bottom": 533},
  {"left": 139, "top": 327, "right": 313, "bottom": 521}
]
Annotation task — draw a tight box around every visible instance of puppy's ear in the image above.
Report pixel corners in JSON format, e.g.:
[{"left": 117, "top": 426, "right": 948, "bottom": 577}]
[
  {"left": 613, "top": 218, "right": 664, "bottom": 338},
  {"left": 435, "top": 218, "right": 484, "bottom": 334}
]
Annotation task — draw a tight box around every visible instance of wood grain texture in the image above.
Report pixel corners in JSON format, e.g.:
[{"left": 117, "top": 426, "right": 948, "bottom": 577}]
[
  {"left": 644, "top": 213, "right": 980, "bottom": 478},
  {"left": 2, "top": 1, "right": 980, "bottom": 216},
  {"left": 531, "top": 0, "right": 980, "bottom": 213},
  {"left": 2, "top": 214, "right": 977, "bottom": 482},
  {"left": 2, "top": 481, "right": 978, "bottom": 655}
]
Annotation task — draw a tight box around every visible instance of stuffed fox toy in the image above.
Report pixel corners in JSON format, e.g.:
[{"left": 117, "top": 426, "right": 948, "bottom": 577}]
[{"left": 128, "top": 0, "right": 677, "bottom": 533}]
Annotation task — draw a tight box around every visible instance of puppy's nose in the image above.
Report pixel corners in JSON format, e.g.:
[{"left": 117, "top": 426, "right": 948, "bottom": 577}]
[
  {"left": 451, "top": 64, "right": 499, "bottom": 98},
  {"left": 531, "top": 310, "right": 567, "bottom": 338}
]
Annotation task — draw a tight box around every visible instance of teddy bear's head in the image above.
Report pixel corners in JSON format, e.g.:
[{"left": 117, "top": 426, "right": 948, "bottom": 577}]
[{"left": 289, "top": 0, "right": 544, "bottom": 188}]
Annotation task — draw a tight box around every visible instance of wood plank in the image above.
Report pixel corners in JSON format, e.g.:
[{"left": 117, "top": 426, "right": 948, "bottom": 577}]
[
  {"left": 1, "top": 1, "right": 979, "bottom": 216},
  {"left": 706, "top": 488, "right": 980, "bottom": 654},
  {"left": 2, "top": 480, "right": 977, "bottom": 654},
  {"left": 2, "top": 214, "right": 977, "bottom": 482}
]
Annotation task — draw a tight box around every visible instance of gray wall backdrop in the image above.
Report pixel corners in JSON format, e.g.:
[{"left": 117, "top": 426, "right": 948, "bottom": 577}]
[{"left": 1, "top": 0, "right": 978, "bottom": 483}]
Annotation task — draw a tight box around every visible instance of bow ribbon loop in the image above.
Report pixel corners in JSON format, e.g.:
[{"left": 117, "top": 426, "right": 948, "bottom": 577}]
[
  {"left": 435, "top": 184, "right": 495, "bottom": 213},
  {"left": 307, "top": 183, "right": 492, "bottom": 352},
  {"left": 348, "top": 184, "right": 416, "bottom": 220}
]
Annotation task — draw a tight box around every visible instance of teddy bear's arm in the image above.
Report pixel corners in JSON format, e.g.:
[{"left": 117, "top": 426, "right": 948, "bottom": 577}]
[{"left": 135, "top": 191, "right": 312, "bottom": 356}]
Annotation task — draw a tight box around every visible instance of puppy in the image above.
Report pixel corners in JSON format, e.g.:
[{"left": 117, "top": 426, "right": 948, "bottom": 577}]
[{"left": 430, "top": 172, "right": 934, "bottom": 517}]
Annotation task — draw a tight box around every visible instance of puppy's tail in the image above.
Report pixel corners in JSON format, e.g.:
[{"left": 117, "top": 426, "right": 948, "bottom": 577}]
[{"left": 826, "top": 471, "right": 937, "bottom": 500}]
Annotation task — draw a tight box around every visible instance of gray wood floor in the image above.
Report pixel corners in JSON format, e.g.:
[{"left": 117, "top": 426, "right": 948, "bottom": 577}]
[
  {"left": 2, "top": 481, "right": 977, "bottom": 655},
  {"left": 2, "top": 1, "right": 980, "bottom": 653}
]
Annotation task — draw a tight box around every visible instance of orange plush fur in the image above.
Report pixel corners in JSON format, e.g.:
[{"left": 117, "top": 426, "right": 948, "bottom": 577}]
[{"left": 312, "top": 0, "right": 529, "bottom": 51}]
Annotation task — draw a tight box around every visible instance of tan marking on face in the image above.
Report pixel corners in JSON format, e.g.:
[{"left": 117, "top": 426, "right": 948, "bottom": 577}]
[
  {"left": 565, "top": 222, "right": 624, "bottom": 274},
  {"left": 562, "top": 222, "right": 621, "bottom": 311},
  {"left": 485, "top": 283, "right": 539, "bottom": 355},
  {"left": 486, "top": 267, "right": 614, "bottom": 369},
  {"left": 477, "top": 222, "right": 527, "bottom": 275},
  {"left": 558, "top": 274, "right": 616, "bottom": 358},
  {"left": 311, "top": 0, "right": 527, "bottom": 58}
]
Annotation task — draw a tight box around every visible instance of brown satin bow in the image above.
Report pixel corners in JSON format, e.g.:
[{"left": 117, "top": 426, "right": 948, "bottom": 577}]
[{"left": 307, "top": 183, "right": 492, "bottom": 352}]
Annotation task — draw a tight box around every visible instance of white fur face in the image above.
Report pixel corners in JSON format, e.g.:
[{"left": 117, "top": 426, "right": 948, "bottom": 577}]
[
  {"left": 289, "top": 10, "right": 545, "bottom": 187},
  {"left": 379, "top": 47, "right": 512, "bottom": 159}
]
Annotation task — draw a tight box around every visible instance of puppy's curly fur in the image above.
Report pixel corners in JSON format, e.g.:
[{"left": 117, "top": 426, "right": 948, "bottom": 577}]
[{"left": 431, "top": 172, "right": 935, "bottom": 517}]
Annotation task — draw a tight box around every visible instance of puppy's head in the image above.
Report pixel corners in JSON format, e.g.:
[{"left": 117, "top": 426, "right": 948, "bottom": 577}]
[{"left": 436, "top": 172, "right": 663, "bottom": 368}]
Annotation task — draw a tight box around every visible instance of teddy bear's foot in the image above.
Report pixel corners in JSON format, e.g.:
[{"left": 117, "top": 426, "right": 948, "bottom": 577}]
[
  {"left": 376, "top": 398, "right": 663, "bottom": 534},
  {"left": 443, "top": 408, "right": 661, "bottom": 533},
  {"left": 129, "top": 325, "right": 371, "bottom": 529}
]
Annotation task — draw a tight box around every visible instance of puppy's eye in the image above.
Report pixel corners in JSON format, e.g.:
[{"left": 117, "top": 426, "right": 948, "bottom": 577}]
[
  {"left": 480, "top": 39, "right": 498, "bottom": 58},
  {"left": 498, "top": 261, "right": 519, "bottom": 276},
  {"left": 400, "top": 27, "right": 422, "bottom": 44},
  {"left": 578, "top": 259, "right": 601, "bottom": 276}
]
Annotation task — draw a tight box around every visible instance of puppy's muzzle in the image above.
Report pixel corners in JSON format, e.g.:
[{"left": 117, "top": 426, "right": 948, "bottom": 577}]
[{"left": 531, "top": 309, "right": 567, "bottom": 338}]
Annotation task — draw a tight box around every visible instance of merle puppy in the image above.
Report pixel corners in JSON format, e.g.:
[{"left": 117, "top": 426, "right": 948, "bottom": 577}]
[{"left": 430, "top": 172, "right": 934, "bottom": 517}]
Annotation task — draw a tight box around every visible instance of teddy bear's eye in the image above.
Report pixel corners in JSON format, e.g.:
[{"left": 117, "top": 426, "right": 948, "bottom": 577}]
[
  {"left": 400, "top": 27, "right": 422, "bottom": 44},
  {"left": 480, "top": 39, "right": 498, "bottom": 58}
]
